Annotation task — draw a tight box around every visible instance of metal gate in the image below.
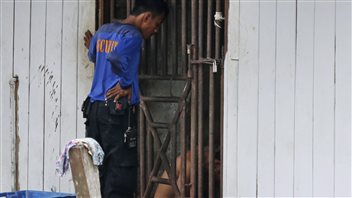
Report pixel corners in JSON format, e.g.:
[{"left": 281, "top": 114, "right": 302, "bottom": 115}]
[{"left": 98, "top": 0, "right": 226, "bottom": 197}]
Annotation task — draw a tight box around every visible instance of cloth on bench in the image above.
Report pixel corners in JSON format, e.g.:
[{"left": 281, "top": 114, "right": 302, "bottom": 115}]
[{"left": 56, "top": 137, "right": 104, "bottom": 176}]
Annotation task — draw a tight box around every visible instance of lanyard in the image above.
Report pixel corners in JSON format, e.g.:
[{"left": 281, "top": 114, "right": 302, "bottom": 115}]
[{"left": 127, "top": 106, "right": 132, "bottom": 128}]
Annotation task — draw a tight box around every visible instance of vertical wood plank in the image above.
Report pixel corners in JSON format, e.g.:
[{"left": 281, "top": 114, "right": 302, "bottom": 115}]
[
  {"left": 224, "top": 1, "right": 350, "bottom": 197},
  {"left": 28, "top": 0, "right": 46, "bottom": 190},
  {"left": 59, "top": 0, "right": 79, "bottom": 193},
  {"left": 313, "top": 2, "right": 335, "bottom": 196},
  {"left": 222, "top": 60, "right": 239, "bottom": 197},
  {"left": 77, "top": 0, "right": 95, "bottom": 139},
  {"left": 257, "top": 1, "right": 276, "bottom": 197},
  {"left": 0, "top": 0, "right": 15, "bottom": 192},
  {"left": 44, "top": 0, "right": 63, "bottom": 191},
  {"left": 334, "top": 1, "right": 351, "bottom": 197},
  {"left": 13, "top": 0, "right": 31, "bottom": 189},
  {"left": 223, "top": 0, "right": 240, "bottom": 196},
  {"left": 294, "top": 1, "right": 314, "bottom": 196},
  {"left": 274, "top": 1, "right": 296, "bottom": 196},
  {"left": 237, "top": 1, "right": 259, "bottom": 197}
]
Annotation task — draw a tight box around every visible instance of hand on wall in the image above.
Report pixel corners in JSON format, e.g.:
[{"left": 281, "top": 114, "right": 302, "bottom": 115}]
[{"left": 84, "top": 30, "right": 93, "bottom": 49}]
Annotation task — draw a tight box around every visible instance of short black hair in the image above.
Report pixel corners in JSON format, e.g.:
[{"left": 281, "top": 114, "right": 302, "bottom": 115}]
[{"left": 131, "top": 0, "right": 169, "bottom": 18}]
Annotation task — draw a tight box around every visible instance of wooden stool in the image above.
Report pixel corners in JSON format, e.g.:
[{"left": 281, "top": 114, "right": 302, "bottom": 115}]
[{"left": 69, "top": 145, "right": 101, "bottom": 198}]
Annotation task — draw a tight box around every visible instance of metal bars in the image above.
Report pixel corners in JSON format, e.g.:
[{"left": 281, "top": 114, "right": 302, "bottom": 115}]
[
  {"left": 98, "top": 1, "right": 225, "bottom": 197},
  {"left": 139, "top": 80, "right": 191, "bottom": 198},
  {"left": 101, "top": 0, "right": 191, "bottom": 78},
  {"left": 190, "top": 1, "right": 199, "bottom": 198}
]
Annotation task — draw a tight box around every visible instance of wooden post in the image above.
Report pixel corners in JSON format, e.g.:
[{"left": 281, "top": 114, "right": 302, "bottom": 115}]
[{"left": 69, "top": 145, "right": 101, "bottom": 198}]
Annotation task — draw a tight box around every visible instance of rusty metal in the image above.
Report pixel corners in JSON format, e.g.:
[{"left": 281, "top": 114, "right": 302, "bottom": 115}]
[
  {"left": 215, "top": 3, "right": 222, "bottom": 59},
  {"left": 197, "top": 0, "right": 204, "bottom": 197},
  {"left": 181, "top": 0, "right": 187, "bottom": 75},
  {"left": 206, "top": 0, "right": 213, "bottom": 59},
  {"left": 208, "top": 46, "right": 215, "bottom": 197},
  {"left": 143, "top": 126, "right": 175, "bottom": 197},
  {"left": 168, "top": 0, "right": 177, "bottom": 76},
  {"left": 100, "top": 1, "right": 191, "bottom": 79},
  {"left": 210, "top": 1, "right": 223, "bottom": 197},
  {"left": 139, "top": 75, "right": 188, "bottom": 80},
  {"left": 180, "top": 99, "right": 187, "bottom": 197},
  {"left": 220, "top": 46, "right": 225, "bottom": 198},
  {"left": 142, "top": 87, "right": 153, "bottom": 187},
  {"left": 139, "top": 78, "right": 191, "bottom": 197},
  {"left": 140, "top": 96, "right": 180, "bottom": 103},
  {"left": 98, "top": 0, "right": 104, "bottom": 27},
  {"left": 180, "top": 45, "right": 193, "bottom": 198},
  {"left": 110, "top": 0, "right": 114, "bottom": 23},
  {"left": 172, "top": 82, "right": 192, "bottom": 125},
  {"left": 98, "top": 1, "right": 226, "bottom": 197},
  {"left": 190, "top": 0, "right": 199, "bottom": 197},
  {"left": 140, "top": 101, "right": 172, "bottom": 197},
  {"left": 146, "top": 118, "right": 153, "bottom": 185},
  {"left": 151, "top": 177, "right": 170, "bottom": 184},
  {"left": 139, "top": 107, "right": 146, "bottom": 197},
  {"left": 160, "top": 24, "right": 167, "bottom": 76},
  {"left": 149, "top": 36, "right": 157, "bottom": 75},
  {"left": 191, "top": 58, "right": 221, "bottom": 65},
  {"left": 206, "top": 0, "right": 215, "bottom": 197},
  {"left": 140, "top": 98, "right": 190, "bottom": 197},
  {"left": 170, "top": 123, "right": 177, "bottom": 196}
]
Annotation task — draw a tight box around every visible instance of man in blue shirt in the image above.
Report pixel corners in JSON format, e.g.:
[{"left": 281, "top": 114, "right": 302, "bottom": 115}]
[{"left": 82, "top": 1, "right": 169, "bottom": 197}]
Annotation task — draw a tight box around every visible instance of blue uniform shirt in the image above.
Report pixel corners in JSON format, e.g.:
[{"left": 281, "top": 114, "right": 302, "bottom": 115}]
[{"left": 87, "top": 22, "right": 143, "bottom": 105}]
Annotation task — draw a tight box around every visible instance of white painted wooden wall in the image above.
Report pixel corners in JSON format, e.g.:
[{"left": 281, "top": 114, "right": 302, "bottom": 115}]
[
  {"left": 223, "top": 0, "right": 351, "bottom": 197},
  {"left": 0, "top": 0, "right": 95, "bottom": 193}
]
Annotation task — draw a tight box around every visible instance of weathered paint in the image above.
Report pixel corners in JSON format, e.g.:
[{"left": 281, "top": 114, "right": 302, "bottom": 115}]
[
  {"left": 334, "top": 2, "right": 351, "bottom": 196},
  {"left": 59, "top": 0, "right": 79, "bottom": 193},
  {"left": 0, "top": 0, "right": 16, "bottom": 192},
  {"left": 223, "top": 0, "right": 351, "bottom": 197},
  {"left": 0, "top": 0, "right": 95, "bottom": 193},
  {"left": 13, "top": 0, "right": 31, "bottom": 190},
  {"left": 28, "top": 0, "right": 46, "bottom": 191}
]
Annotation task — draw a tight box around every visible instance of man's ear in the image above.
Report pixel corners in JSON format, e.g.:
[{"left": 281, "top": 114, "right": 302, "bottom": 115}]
[{"left": 142, "top": 12, "right": 153, "bottom": 23}]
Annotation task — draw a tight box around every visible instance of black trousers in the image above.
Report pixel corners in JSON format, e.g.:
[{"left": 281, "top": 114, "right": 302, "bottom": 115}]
[{"left": 84, "top": 100, "right": 137, "bottom": 198}]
